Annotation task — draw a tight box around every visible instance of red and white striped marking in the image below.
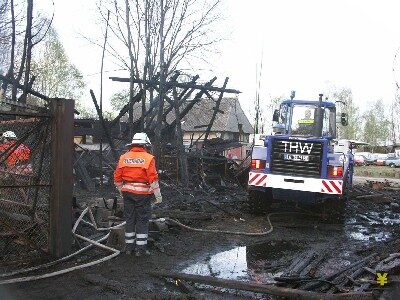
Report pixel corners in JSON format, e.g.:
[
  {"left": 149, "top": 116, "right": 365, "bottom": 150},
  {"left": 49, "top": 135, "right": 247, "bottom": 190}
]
[
  {"left": 321, "top": 180, "right": 343, "bottom": 195},
  {"left": 248, "top": 172, "right": 343, "bottom": 195},
  {"left": 248, "top": 172, "right": 268, "bottom": 187}
]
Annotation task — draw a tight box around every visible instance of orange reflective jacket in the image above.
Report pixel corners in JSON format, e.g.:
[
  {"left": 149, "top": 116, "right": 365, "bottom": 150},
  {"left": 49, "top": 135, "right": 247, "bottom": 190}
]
[
  {"left": 0, "top": 141, "right": 31, "bottom": 167},
  {"left": 114, "top": 147, "right": 159, "bottom": 195}
]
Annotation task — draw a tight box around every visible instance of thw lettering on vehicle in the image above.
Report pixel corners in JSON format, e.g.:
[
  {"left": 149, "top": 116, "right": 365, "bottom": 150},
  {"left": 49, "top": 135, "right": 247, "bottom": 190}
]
[
  {"left": 124, "top": 158, "right": 145, "bottom": 164},
  {"left": 281, "top": 141, "right": 313, "bottom": 154}
]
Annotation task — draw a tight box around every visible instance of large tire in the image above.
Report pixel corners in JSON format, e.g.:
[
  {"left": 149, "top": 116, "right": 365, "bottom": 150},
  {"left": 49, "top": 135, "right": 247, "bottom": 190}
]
[
  {"left": 342, "top": 169, "right": 352, "bottom": 202},
  {"left": 390, "top": 163, "right": 395, "bottom": 168},
  {"left": 323, "top": 197, "right": 346, "bottom": 223},
  {"left": 248, "top": 188, "right": 273, "bottom": 214},
  {"left": 323, "top": 169, "right": 350, "bottom": 222}
]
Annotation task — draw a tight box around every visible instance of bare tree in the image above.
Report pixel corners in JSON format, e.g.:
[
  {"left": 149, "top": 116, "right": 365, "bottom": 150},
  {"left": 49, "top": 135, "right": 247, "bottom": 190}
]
[
  {"left": 0, "top": 0, "right": 53, "bottom": 101},
  {"left": 0, "top": 1, "right": 9, "bottom": 71},
  {"left": 91, "top": 0, "right": 222, "bottom": 154}
]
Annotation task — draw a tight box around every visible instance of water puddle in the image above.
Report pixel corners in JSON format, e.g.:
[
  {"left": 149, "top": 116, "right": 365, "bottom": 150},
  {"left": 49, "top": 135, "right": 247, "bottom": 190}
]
[
  {"left": 182, "top": 241, "right": 302, "bottom": 283},
  {"left": 348, "top": 227, "right": 392, "bottom": 242},
  {"left": 346, "top": 212, "right": 400, "bottom": 243}
]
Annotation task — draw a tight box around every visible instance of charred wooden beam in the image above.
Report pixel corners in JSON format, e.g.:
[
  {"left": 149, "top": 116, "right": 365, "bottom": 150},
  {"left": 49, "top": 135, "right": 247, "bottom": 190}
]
[
  {"left": 49, "top": 98, "right": 74, "bottom": 257},
  {"left": 109, "top": 76, "right": 241, "bottom": 94},
  {"left": 299, "top": 253, "right": 326, "bottom": 277},
  {"left": 157, "top": 74, "right": 200, "bottom": 120},
  {"left": 0, "top": 110, "right": 51, "bottom": 119},
  {"left": 0, "top": 97, "right": 48, "bottom": 113},
  {"left": 18, "top": 75, "right": 36, "bottom": 103},
  {"left": 110, "top": 90, "right": 143, "bottom": 128},
  {"left": 0, "top": 74, "right": 49, "bottom": 101},
  {"left": 165, "top": 77, "right": 218, "bottom": 132},
  {"left": 90, "top": 90, "right": 118, "bottom": 161},
  {"left": 74, "top": 157, "right": 95, "bottom": 191},
  {"left": 203, "top": 77, "right": 229, "bottom": 143},
  {"left": 149, "top": 71, "right": 181, "bottom": 109},
  {"left": 140, "top": 72, "right": 181, "bottom": 131},
  {"left": 172, "top": 86, "right": 188, "bottom": 187},
  {"left": 283, "top": 250, "right": 318, "bottom": 278},
  {"left": 148, "top": 271, "right": 373, "bottom": 300},
  {"left": 302, "top": 253, "right": 377, "bottom": 291}
]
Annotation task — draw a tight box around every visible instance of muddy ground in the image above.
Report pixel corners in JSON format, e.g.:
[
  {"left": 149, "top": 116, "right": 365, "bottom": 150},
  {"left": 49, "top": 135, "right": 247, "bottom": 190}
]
[{"left": 1, "top": 177, "right": 400, "bottom": 300}]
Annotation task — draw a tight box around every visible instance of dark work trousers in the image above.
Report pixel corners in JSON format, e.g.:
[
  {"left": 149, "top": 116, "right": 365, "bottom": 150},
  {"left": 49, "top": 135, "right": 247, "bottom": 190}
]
[{"left": 123, "top": 192, "right": 152, "bottom": 251}]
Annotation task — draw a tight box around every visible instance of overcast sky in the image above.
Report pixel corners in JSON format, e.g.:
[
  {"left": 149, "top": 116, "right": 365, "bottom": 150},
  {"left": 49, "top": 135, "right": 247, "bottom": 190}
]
[{"left": 38, "top": 0, "right": 400, "bottom": 115}]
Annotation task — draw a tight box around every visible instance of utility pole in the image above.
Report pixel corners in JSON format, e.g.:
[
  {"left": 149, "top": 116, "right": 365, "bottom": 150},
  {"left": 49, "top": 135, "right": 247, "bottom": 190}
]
[
  {"left": 155, "top": 0, "right": 165, "bottom": 162},
  {"left": 255, "top": 96, "right": 260, "bottom": 134},
  {"left": 99, "top": 10, "right": 110, "bottom": 199},
  {"left": 125, "top": 0, "right": 135, "bottom": 141},
  {"left": 254, "top": 53, "right": 263, "bottom": 135},
  {"left": 142, "top": 0, "right": 150, "bottom": 130}
]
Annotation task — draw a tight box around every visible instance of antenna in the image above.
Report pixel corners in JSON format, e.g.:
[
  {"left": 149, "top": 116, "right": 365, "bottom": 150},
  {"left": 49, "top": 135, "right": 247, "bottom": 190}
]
[{"left": 255, "top": 49, "right": 263, "bottom": 134}]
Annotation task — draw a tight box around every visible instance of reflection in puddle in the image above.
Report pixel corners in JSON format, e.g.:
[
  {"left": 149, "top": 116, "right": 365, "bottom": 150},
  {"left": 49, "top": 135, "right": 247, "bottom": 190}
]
[
  {"left": 348, "top": 225, "right": 392, "bottom": 242},
  {"left": 184, "top": 246, "right": 248, "bottom": 280},
  {"left": 182, "top": 241, "right": 301, "bottom": 282},
  {"left": 346, "top": 212, "right": 400, "bottom": 243}
]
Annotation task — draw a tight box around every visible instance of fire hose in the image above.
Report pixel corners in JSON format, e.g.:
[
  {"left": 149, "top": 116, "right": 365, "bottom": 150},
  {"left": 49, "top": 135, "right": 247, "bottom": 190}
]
[
  {"left": 0, "top": 207, "right": 123, "bottom": 285},
  {"left": 0, "top": 206, "right": 311, "bottom": 284}
]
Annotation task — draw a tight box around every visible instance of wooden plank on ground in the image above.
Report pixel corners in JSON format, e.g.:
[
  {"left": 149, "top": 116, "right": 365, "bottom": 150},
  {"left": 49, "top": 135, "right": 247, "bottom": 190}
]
[{"left": 149, "top": 271, "right": 373, "bottom": 300}]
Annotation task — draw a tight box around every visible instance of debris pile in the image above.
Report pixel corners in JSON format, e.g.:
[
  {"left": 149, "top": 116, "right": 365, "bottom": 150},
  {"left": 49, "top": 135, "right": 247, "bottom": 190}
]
[{"left": 74, "top": 72, "right": 251, "bottom": 191}]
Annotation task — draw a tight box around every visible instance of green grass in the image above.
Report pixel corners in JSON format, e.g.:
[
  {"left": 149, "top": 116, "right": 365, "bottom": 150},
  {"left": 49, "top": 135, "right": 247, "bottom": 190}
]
[{"left": 354, "top": 165, "right": 400, "bottom": 178}]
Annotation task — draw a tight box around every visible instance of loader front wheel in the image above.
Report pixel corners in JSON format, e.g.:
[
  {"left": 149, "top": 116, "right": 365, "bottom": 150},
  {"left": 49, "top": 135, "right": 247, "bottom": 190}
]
[
  {"left": 248, "top": 188, "right": 272, "bottom": 214},
  {"left": 323, "top": 197, "right": 346, "bottom": 222}
]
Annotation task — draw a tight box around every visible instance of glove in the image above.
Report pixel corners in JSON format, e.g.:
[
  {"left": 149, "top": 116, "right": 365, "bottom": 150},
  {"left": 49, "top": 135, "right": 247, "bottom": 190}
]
[
  {"left": 151, "top": 181, "right": 162, "bottom": 204},
  {"left": 115, "top": 182, "right": 123, "bottom": 197},
  {"left": 154, "top": 195, "right": 162, "bottom": 204}
]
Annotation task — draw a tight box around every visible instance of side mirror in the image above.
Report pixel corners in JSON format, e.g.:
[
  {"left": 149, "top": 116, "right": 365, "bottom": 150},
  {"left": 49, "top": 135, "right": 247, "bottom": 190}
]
[
  {"left": 273, "top": 109, "right": 279, "bottom": 122},
  {"left": 341, "top": 113, "right": 348, "bottom": 126}
]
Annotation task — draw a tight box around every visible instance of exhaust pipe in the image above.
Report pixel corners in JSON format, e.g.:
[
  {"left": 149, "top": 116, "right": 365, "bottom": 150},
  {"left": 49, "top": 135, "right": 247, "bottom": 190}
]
[{"left": 314, "top": 94, "right": 324, "bottom": 137}]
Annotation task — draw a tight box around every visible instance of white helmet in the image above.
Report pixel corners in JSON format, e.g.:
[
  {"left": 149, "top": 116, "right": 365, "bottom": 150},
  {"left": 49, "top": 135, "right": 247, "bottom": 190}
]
[
  {"left": 127, "top": 132, "right": 151, "bottom": 146},
  {"left": 2, "top": 131, "right": 17, "bottom": 140}
]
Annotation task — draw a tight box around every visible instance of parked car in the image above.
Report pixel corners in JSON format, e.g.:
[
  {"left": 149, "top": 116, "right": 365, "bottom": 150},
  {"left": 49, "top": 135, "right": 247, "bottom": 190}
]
[
  {"left": 374, "top": 158, "right": 386, "bottom": 166},
  {"left": 385, "top": 157, "right": 400, "bottom": 168},
  {"left": 373, "top": 154, "right": 386, "bottom": 166},
  {"left": 354, "top": 155, "right": 367, "bottom": 166},
  {"left": 364, "top": 156, "right": 375, "bottom": 165}
]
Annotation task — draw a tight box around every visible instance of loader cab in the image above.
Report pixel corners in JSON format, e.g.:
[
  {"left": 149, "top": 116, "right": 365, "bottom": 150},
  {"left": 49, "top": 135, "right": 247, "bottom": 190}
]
[{"left": 273, "top": 100, "right": 337, "bottom": 139}]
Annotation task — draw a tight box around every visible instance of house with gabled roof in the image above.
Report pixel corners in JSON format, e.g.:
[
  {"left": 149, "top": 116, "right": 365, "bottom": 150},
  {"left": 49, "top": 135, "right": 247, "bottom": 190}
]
[
  {"left": 178, "top": 97, "right": 253, "bottom": 159},
  {"left": 104, "top": 96, "right": 253, "bottom": 159}
]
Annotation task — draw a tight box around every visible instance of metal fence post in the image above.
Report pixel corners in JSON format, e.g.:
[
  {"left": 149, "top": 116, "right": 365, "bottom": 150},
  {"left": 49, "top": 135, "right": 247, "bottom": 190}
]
[{"left": 49, "top": 98, "right": 74, "bottom": 257}]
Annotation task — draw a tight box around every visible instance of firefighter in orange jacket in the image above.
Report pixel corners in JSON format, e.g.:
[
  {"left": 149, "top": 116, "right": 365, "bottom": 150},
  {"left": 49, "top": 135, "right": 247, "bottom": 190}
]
[
  {"left": 114, "top": 132, "right": 162, "bottom": 256},
  {"left": 0, "top": 131, "right": 31, "bottom": 173}
]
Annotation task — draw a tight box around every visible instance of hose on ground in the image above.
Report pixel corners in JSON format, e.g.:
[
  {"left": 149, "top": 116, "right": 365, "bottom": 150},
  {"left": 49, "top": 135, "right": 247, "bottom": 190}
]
[
  {"left": 164, "top": 212, "right": 313, "bottom": 236},
  {"left": 0, "top": 208, "right": 317, "bottom": 284},
  {"left": 0, "top": 233, "right": 110, "bottom": 279},
  {"left": 0, "top": 207, "right": 122, "bottom": 285}
]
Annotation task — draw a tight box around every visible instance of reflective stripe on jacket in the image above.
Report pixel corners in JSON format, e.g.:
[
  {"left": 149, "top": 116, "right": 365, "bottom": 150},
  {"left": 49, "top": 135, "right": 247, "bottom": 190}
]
[{"left": 114, "top": 147, "right": 159, "bottom": 195}]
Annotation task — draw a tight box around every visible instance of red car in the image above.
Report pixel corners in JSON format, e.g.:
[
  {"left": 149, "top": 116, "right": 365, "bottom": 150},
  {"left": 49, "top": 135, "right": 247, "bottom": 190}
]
[
  {"left": 374, "top": 159, "right": 386, "bottom": 166},
  {"left": 353, "top": 155, "right": 367, "bottom": 166}
]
